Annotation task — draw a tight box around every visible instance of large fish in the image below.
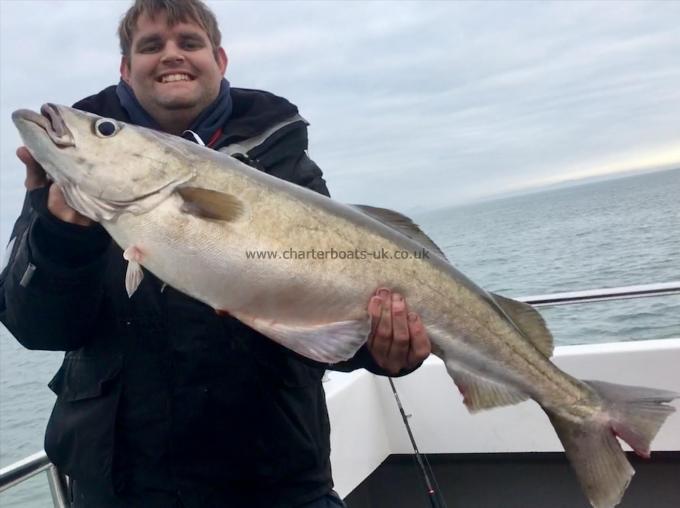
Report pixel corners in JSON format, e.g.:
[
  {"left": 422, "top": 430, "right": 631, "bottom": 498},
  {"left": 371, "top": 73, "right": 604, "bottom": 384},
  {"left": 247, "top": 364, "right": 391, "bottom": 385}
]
[{"left": 12, "top": 104, "right": 678, "bottom": 508}]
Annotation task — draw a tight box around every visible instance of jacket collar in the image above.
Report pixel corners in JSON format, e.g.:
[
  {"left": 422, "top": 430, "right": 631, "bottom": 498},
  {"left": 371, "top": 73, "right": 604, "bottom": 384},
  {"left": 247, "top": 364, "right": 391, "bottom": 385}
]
[{"left": 115, "top": 78, "right": 233, "bottom": 145}]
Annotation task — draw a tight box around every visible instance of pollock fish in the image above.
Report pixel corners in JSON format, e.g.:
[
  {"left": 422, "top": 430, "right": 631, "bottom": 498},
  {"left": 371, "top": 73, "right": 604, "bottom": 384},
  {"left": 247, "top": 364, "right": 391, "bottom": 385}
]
[{"left": 12, "top": 104, "right": 678, "bottom": 508}]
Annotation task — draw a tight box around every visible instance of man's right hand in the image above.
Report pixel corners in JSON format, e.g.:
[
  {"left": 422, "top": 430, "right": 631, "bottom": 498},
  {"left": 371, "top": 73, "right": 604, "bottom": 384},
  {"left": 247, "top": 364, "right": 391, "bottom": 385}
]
[{"left": 18, "top": 146, "right": 93, "bottom": 226}]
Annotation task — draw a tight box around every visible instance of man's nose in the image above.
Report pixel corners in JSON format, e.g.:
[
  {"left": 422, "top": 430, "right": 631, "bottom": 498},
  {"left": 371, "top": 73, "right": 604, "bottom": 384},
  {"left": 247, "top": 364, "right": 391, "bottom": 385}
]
[{"left": 160, "top": 42, "right": 185, "bottom": 64}]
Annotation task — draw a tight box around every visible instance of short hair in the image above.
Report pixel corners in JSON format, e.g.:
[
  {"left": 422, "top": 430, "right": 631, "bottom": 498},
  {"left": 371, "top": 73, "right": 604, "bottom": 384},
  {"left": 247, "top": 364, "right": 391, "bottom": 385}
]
[{"left": 118, "top": 0, "right": 222, "bottom": 59}]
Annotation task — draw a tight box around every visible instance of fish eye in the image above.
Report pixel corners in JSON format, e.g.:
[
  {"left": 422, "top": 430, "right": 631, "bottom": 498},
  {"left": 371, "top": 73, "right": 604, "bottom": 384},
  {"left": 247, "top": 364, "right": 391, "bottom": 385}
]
[{"left": 95, "top": 119, "right": 120, "bottom": 138}]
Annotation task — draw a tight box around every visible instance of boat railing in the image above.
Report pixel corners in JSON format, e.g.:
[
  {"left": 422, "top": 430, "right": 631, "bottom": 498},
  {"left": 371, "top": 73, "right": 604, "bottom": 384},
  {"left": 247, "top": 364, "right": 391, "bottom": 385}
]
[
  {"left": 1, "top": 281, "right": 679, "bottom": 506},
  {"left": 516, "top": 281, "right": 680, "bottom": 307},
  {"left": 0, "top": 451, "right": 68, "bottom": 507}
]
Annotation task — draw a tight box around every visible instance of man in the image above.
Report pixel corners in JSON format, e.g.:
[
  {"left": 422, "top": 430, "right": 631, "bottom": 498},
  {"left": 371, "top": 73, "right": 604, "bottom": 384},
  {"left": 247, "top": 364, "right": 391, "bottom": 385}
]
[{"left": 1, "top": 1, "right": 430, "bottom": 506}]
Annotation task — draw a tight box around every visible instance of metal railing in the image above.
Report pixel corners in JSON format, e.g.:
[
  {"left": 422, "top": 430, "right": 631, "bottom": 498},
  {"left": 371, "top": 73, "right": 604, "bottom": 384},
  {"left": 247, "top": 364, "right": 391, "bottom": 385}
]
[
  {"left": 0, "top": 451, "right": 68, "bottom": 506},
  {"left": 1, "top": 281, "right": 679, "bottom": 506},
  {"left": 516, "top": 281, "right": 680, "bottom": 307}
]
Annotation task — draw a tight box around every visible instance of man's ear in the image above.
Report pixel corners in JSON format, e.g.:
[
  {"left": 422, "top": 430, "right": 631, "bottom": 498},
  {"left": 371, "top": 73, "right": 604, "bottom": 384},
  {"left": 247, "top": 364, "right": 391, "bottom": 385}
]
[
  {"left": 216, "top": 47, "right": 228, "bottom": 75},
  {"left": 120, "top": 56, "right": 131, "bottom": 83}
]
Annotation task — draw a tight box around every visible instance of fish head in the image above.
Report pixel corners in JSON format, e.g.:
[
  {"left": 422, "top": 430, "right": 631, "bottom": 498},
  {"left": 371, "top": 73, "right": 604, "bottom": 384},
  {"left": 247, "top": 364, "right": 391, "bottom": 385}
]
[{"left": 12, "top": 104, "right": 196, "bottom": 221}]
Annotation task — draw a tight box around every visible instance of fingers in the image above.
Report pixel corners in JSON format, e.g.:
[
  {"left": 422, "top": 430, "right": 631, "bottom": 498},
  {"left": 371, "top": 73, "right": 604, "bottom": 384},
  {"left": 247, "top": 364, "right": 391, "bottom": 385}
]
[
  {"left": 18, "top": 146, "right": 48, "bottom": 190},
  {"left": 369, "top": 288, "right": 392, "bottom": 364},
  {"left": 368, "top": 288, "right": 413, "bottom": 375},
  {"left": 47, "top": 185, "right": 93, "bottom": 226},
  {"left": 16, "top": 146, "right": 93, "bottom": 226},
  {"left": 367, "top": 293, "right": 383, "bottom": 349},
  {"left": 406, "top": 312, "right": 431, "bottom": 369},
  {"left": 388, "top": 293, "right": 410, "bottom": 370},
  {"left": 367, "top": 287, "right": 432, "bottom": 374}
]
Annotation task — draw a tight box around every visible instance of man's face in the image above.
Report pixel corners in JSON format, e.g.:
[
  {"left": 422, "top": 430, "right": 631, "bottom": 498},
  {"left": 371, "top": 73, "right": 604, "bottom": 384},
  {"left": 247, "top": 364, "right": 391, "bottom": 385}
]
[{"left": 121, "top": 12, "right": 227, "bottom": 121}]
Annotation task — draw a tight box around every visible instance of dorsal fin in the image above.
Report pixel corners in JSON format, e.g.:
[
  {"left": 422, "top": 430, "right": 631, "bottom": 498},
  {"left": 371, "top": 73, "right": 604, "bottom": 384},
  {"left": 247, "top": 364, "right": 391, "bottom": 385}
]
[
  {"left": 352, "top": 204, "right": 448, "bottom": 260},
  {"left": 177, "top": 187, "right": 244, "bottom": 222},
  {"left": 491, "top": 292, "right": 554, "bottom": 357}
]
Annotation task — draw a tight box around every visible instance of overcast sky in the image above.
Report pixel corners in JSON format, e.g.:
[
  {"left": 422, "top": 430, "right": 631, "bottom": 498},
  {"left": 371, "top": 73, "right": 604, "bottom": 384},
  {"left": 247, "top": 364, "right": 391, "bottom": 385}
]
[{"left": 1, "top": 0, "right": 679, "bottom": 245}]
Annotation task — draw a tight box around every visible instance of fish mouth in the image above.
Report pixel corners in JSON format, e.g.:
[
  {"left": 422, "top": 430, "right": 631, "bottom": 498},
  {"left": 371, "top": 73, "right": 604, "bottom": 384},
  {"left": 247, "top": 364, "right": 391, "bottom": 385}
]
[{"left": 11, "top": 103, "right": 75, "bottom": 148}]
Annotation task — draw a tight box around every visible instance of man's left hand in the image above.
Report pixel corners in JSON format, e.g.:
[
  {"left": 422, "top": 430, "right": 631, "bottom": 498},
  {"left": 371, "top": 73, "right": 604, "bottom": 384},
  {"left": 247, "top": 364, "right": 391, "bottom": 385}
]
[{"left": 367, "top": 288, "right": 431, "bottom": 375}]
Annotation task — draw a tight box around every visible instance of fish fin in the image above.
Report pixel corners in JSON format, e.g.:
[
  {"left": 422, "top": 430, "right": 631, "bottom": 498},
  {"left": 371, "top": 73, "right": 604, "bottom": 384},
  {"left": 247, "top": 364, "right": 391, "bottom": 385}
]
[
  {"left": 446, "top": 364, "right": 528, "bottom": 412},
  {"left": 545, "top": 381, "right": 678, "bottom": 508},
  {"left": 125, "top": 261, "right": 144, "bottom": 298},
  {"left": 177, "top": 186, "right": 244, "bottom": 221},
  {"left": 237, "top": 315, "right": 370, "bottom": 364},
  {"left": 123, "top": 246, "right": 144, "bottom": 297},
  {"left": 546, "top": 409, "right": 633, "bottom": 508},
  {"left": 352, "top": 204, "right": 448, "bottom": 260},
  {"left": 491, "top": 292, "right": 554, "bottom": 357},
  {"left": 585, "top": 380, "right": 679, "bottom": 458}
]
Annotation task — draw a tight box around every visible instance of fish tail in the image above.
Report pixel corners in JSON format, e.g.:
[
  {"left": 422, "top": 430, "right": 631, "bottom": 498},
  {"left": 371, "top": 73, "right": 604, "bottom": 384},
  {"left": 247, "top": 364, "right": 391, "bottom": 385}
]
[{"left": 545, "top": 381, "right": 678, "bottom": 508}]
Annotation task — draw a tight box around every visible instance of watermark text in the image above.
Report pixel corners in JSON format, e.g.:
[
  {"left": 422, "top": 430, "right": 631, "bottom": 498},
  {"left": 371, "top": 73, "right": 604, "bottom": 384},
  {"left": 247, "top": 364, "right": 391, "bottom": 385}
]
[{"left": 244, "top": 247, "right": 431, "bottom": 261}]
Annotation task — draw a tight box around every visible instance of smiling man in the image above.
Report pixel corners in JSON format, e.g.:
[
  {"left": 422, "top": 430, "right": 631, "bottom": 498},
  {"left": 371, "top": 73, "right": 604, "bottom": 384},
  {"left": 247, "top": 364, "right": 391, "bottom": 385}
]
[
  {"left": 119, "top": 8, "right": 228, "bottom": 134},
  {"left": 0, "top": 1, "right": 430, "bottom": 507}
]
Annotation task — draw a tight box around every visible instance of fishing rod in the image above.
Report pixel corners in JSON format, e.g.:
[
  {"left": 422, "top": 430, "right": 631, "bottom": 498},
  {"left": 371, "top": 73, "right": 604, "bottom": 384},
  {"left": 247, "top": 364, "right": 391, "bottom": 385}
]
[{"left": 388, "top": 377, "right": 448, "bottom": 508}]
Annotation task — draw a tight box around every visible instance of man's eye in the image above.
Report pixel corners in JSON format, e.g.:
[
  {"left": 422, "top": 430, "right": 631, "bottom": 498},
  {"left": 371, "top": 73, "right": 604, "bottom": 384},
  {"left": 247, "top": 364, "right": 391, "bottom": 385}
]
[
  {"left": 139, "top": 44, "right": 160, "bottom": 53},
  {"left": 182, "top": 40, "right": 203, "bottom": 50}
]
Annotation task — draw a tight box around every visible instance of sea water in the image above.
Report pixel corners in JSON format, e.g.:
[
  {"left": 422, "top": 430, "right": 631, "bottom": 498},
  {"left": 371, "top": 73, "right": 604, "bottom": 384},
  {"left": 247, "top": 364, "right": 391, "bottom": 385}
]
[{"left": 417, "top": 168, "right": 680, "bottom": 345}]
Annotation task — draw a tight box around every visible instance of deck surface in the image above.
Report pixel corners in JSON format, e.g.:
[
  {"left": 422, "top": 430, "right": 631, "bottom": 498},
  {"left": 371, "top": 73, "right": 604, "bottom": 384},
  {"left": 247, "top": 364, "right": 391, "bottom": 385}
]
[{"left": 345, "top": 452, "right": 680, "bottom": 508}]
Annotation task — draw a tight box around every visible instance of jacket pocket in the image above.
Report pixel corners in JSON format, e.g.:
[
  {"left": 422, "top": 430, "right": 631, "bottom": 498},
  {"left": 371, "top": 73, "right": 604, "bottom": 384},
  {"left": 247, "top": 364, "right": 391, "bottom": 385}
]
[
  {"left": 45, "top": 355, "right": 123, "bottom": 492},
  {"left": 48, "top": 354, "right": 122, "bottom": 400}
]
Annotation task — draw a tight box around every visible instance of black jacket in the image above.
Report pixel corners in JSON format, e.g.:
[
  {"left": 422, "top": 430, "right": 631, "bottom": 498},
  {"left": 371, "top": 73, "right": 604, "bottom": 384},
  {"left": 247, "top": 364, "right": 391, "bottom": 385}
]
[{"left": 0, "top": 86, "right": 396, "bottom": 508}]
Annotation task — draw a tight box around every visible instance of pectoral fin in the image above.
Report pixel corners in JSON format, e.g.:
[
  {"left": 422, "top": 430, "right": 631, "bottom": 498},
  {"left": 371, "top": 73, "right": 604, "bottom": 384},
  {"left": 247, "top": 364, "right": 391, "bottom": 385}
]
[
  {"left": 178, "top": 187, "right": 244, "bottom": 221},
  {"left": 123, "top": 246, "right": 144, "bottom": 297}
]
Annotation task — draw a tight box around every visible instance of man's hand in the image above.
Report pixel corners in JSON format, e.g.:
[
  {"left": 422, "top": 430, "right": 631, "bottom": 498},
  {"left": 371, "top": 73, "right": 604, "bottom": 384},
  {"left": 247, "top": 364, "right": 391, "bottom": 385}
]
[
  {"left": 18, "top": 146, "right": 93, "bottom": 226},
  {"left": 367, "top": 288, "right": 431, "bottom": 375}
]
